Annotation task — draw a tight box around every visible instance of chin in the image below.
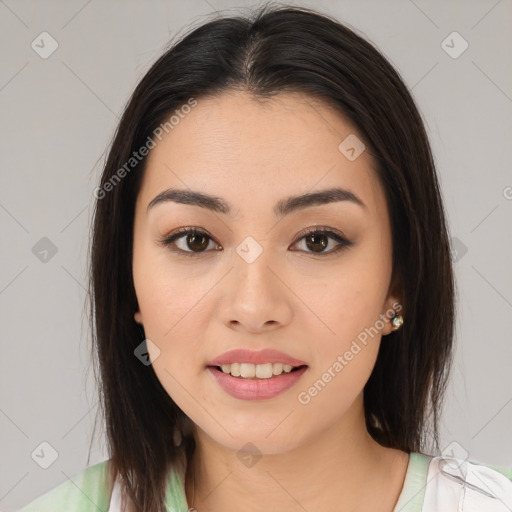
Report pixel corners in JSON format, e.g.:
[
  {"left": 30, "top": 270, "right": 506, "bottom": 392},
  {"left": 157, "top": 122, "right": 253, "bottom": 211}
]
[{"left": 196, "top": 419, "right": 309, "bottom": 456}]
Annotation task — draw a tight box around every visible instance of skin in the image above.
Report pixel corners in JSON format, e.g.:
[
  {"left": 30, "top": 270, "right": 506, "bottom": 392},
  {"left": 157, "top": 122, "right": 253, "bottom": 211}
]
[{"left": 133, "top": 90, "right": 409, "bottom": 511}]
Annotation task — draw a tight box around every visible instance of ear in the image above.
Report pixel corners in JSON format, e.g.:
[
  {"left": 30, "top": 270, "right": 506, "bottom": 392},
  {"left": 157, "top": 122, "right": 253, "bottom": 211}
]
[{"left": 134, "top": 310, "right": 143, "bottom": 324}]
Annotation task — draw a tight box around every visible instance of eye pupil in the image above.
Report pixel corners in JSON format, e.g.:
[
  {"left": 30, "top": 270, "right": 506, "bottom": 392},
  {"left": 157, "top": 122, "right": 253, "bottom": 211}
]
[
  {"left": 187, "top": 233, "right": 209, "bottom": 252},
  {"left": 306, "top": 233, "right": 328, "bottom": 253}
]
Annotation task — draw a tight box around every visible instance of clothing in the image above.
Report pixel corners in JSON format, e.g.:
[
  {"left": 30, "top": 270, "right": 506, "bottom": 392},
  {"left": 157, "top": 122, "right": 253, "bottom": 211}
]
[{"left": 19, "top": 451, "right": 512, "bottom": 511}]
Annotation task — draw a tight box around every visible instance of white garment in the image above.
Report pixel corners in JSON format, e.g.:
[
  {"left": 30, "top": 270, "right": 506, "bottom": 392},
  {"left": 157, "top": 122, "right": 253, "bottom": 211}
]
[
  {"left": 108, "top": 475, "right": 123, "bottom": 511},
  {"left": 422, "top": 456, "right": 512, "bottom": 511}
]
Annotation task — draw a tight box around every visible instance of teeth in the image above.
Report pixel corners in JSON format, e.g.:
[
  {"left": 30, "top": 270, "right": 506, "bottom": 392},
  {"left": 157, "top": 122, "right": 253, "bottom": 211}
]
[
  {"left": 272, "top": 363, "right": 283, "bottom": 375},
  {"left": 230, "top": 363, "right": 241, "bottom": 377},
  {"left": 255, "top": 363, "right": 272, "bottom": 378},
  {"left": 240, "top": 363, "right": 256, "bottom": 378},
  {"left": 218, "top": 362, "right": 298, "bottom": 378}
]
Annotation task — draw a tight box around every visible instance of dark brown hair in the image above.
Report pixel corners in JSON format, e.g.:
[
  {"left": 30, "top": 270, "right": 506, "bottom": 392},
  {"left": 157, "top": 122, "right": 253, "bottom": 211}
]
[{"left": 89, "top": 3, "right": 456, "bottom": 510}]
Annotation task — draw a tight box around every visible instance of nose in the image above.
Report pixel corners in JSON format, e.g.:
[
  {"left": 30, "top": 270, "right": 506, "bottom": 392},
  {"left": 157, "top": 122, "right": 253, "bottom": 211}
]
[{"left": 218, "top": 243, "right": 293, "bottom": 333}]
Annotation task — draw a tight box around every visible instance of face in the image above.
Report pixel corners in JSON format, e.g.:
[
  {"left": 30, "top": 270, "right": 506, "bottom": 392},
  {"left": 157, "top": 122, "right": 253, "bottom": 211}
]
[{"left": 132, "top": 90, "right": 400, "bottom": 454}]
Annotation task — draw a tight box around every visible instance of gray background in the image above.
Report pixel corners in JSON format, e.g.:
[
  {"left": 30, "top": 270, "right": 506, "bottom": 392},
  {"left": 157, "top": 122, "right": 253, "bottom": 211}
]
[{"left": 1, "top": 0, "right": 511, "bottom": 509}]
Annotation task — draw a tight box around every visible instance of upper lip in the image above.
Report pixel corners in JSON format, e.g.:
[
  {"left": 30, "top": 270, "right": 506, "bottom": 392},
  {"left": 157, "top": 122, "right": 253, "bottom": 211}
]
[{"left": 207, "top": 349, "right": 307, "bottom": 367}]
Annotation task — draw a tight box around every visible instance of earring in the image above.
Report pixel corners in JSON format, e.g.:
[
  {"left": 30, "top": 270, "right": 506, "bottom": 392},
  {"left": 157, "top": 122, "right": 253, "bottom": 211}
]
[
  {"left": 391, "top": 312, "right": 404, "bottom": 331},
  {"left": 137, "top": 323, "right": 146, "bottom": 341}
]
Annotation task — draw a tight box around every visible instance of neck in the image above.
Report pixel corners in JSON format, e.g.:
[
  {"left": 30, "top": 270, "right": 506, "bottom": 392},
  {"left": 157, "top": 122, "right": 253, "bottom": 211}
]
[{"left": 184, "top": 399, "right": 409, "bottom": 512}]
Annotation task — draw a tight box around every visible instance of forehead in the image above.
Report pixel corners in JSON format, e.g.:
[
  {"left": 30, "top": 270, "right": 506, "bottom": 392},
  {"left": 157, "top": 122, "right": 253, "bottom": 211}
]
[{"left": 139, "top": 90, "right": 385, "bottom": 217}]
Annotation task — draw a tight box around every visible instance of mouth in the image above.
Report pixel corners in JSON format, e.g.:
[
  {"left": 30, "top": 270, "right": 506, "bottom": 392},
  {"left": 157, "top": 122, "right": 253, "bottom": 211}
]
[
  {"left": 206, "top": 363, "right": 309, "bottom": 400},
  {"left": 209, "top": 362, "right": 308, "bottom": 379},
  {"left": 206, "top": 348, "right": 309, "bottom": 400}
]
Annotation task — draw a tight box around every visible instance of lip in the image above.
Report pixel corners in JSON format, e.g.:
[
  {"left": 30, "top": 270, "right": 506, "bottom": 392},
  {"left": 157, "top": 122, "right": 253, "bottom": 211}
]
[
  {"left": 207, "top": 348, "right": 307, "bottom": 367},
  {"left": 207, "top": 365, "right": 308, "bottom": 400}
]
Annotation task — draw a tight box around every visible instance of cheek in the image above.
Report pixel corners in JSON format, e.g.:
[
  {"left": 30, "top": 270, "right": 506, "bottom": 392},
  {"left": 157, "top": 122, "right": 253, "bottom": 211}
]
[
  {"left": 134, "top": 262, "right": 207, "bottom": 407},
  {"left": 290, "top": 253, "right": 388, "bottom": 395},
  {"left": 296, "top": 277, "right": 384, "bottom": 412},
  {"left": 295, "top": 257, "right": 388, "bottom": 340},
  {"left": 132, "top": 243, "right": 224, "bottom": 388},
  {"left": 133, "top": 243, "right": 211, "bottom": 338}
]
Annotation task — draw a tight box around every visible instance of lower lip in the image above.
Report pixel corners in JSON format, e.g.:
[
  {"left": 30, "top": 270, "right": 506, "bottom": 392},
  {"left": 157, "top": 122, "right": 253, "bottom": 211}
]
[{"left": 207, "top": 366, "right": 308, "bottom": 401}]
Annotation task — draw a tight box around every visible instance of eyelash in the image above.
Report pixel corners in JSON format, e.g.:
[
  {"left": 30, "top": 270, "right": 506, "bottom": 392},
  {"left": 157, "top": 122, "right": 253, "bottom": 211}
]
[{"left": 159, "top": 225, "right": 354, "bottom": 258}]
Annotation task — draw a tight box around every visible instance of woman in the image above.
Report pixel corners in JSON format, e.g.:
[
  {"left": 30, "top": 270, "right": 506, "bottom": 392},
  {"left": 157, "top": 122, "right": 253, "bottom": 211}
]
[{"left": 20, "top": 4, "right": 512, "bottom": 511}]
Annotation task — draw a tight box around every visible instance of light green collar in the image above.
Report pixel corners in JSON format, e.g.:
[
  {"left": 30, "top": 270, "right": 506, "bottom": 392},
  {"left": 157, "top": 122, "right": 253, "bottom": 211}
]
[{"left": 393, "top": 452, "right": 431, "bottom": 512}]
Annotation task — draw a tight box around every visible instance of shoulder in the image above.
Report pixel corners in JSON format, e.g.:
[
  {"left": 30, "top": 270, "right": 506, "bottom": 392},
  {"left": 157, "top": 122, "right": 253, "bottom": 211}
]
[
  {"left": 18, "top": 459, "right": 112, "bottom": 512},
  {"left": 422, "top": 454, "right": 512, "bottom": 511}
]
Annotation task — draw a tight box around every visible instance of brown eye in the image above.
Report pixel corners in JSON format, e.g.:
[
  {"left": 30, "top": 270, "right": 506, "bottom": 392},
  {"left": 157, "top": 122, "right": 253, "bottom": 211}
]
[
  {"left": 185, "top": 232, "right": 210, "bottom": 252},
  {"left": 161, "top": 226, "right": 352, "bottom": 259},
  {"left": 304, "top": 232, "right": 329, "bottom": 253},
  {"left": 291, "top": 227, "right": 353, "bottom": 256},
  {"left": 160, "top": 227, "right": 221, "bottom": 257}
]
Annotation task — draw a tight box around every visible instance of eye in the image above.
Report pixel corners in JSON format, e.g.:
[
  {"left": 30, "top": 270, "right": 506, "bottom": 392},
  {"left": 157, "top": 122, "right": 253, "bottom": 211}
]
[
  {"left": 290, "top": 226, "right": 353, "bottom": 256},
  {"left": 159, "top": 225, "right": 353, "bottom": 258},
  {"left": 159, "top": 227, "right": 221, "bottom": 258}
]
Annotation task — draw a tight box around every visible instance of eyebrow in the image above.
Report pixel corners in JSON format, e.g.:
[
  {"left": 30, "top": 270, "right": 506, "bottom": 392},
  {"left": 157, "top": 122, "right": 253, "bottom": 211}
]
[{"left": 147, "top": 186, "right": 366, "bottom": 217}]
